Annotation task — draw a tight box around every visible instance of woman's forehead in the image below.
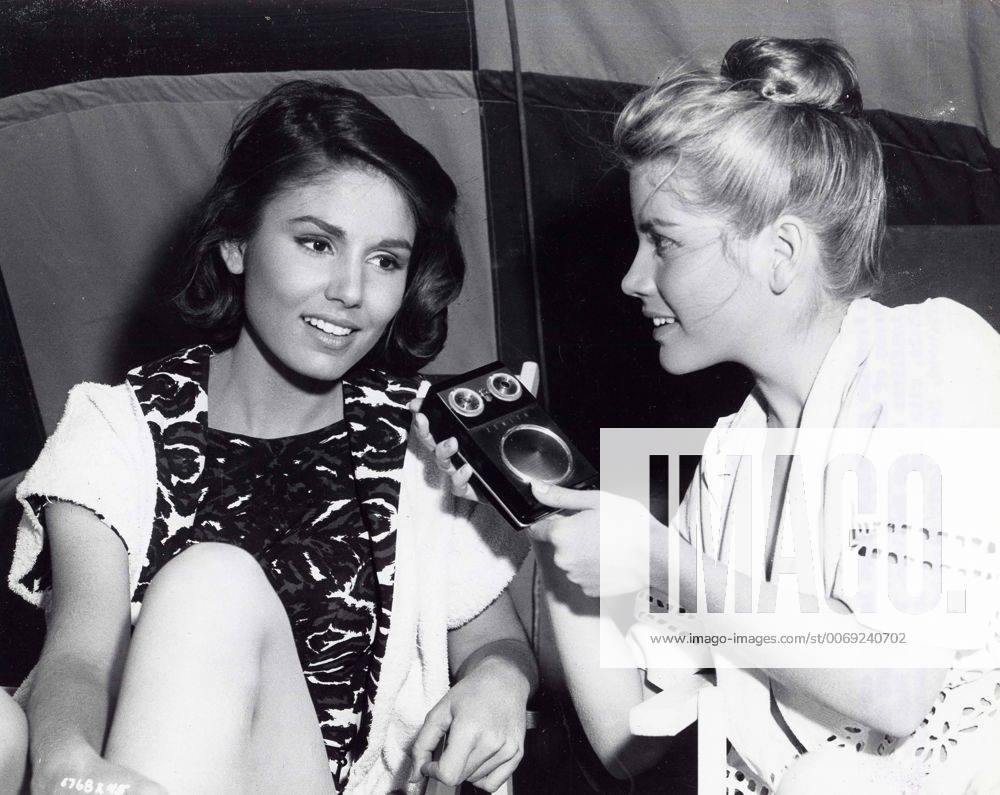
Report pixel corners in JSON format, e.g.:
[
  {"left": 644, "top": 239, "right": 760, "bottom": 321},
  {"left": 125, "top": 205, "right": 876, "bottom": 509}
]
[
  {"left": 632, "top": 163, "right": 730, "bottom": 228},
  {"left": 267, "top": 166, "right": 415, "bottom": 230},
  {"left": 630, "top": 165, "right": 691, "bottom": 218},
  {"left": 286, "top": 164, "right": 397, "bottom": 200}
]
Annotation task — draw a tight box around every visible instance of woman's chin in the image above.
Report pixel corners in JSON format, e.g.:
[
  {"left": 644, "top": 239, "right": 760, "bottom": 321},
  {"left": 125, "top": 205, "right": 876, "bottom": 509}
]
[
  {"left": 657, "top": 346, "right": 698, "bottom": 376},
  {"left": 280, "top": 328, "right": 383, "bottom": 385},
  {"left": 295, "top": 351, "right": 366, "bottom": 384},
  {"left": 266, "top": 345, "right": 366, "bottom": 390},
  {"left": 656, "top": 343, "right": 722, "bottom": 376}
]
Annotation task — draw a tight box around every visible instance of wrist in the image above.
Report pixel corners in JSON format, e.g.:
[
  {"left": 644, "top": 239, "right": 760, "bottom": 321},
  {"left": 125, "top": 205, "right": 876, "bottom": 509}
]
[
  {"left": 531, "top": 541, "right": 587, "bottom": 609},
  {"left": 529, "top": 540, "right": 562, "bottom": 584},
  {"left": 455, "top": 638, "right": 536, "bottom": 700}
]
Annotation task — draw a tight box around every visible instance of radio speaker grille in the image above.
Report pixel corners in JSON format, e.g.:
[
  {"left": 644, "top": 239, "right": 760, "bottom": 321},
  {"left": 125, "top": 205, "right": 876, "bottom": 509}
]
[{"left": 500, "top": 424, "right": 573, "bottom": 484}]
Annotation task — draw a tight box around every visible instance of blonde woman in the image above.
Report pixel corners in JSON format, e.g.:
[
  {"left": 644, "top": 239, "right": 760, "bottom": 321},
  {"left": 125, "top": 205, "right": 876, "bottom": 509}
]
[{"left": 422, "top": 37, "right": 1000, "bottom": 793}]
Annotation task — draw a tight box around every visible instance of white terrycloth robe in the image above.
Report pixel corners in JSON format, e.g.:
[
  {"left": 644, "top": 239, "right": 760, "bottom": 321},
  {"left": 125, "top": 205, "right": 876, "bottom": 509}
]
[
  {"left": 9, "top": 378, "right": 527, "bottom": 794},
  {"left": 634, "top": 298, "right": 1000, "bottom": 795},
  {"left": 637, "top": 297, "right": 1000, "bottom": 793}
]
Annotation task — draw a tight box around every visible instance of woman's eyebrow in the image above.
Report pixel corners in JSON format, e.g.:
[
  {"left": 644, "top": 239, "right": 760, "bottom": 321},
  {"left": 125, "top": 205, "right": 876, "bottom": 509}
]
[
  {"left": 377, "top": 238, "right": 413, "bottom": 251},
  {"left": 638, "top": 218, "right": 679, "bottom": 233},
  {"left": 289, "top": 215, "right": 346, "bottom": 240},
  {"left": 289, "top": 216, "right": 411, "bottom": 251}
]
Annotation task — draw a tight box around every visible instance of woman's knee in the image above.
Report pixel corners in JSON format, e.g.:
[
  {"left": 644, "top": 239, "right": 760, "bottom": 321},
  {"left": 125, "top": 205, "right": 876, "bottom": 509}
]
[
  {"left": 124, "top": 544, "right": 294, "bottom": 714},
  {"left": 144, "top": 543, "right": 283, "bottom": 625}
]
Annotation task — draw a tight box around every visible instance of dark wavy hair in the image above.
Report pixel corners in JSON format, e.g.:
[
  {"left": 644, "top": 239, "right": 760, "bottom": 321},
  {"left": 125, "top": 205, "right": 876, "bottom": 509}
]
[{"left": 173, "top": 80, "right": 465, "bottom": 374}]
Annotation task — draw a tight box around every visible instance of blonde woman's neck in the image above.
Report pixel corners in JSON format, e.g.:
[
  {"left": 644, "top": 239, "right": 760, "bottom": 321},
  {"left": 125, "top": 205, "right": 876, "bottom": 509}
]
[{"left": 749, "top": 299, "right": 850, "bottom": 429}]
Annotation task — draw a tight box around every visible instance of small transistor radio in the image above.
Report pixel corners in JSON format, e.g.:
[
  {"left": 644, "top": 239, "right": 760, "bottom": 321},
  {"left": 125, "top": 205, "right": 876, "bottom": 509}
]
[{"left": 422, "top": 362, "right": 598, "bottom": 527}]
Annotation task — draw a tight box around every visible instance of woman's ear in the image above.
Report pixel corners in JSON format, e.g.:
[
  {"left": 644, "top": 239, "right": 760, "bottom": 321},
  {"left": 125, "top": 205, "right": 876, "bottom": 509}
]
[
  {"left": 219, "top": 240, "right": 246, "bottom": 276},
  {"left": 768, "top": 216, "right": 807, "bottom": 295}
]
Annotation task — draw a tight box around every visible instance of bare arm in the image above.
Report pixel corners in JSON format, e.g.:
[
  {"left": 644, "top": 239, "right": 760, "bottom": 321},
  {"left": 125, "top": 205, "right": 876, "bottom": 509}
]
[
  {"left": 447, "top": 589, "right": 537, "bottom": 695},
  {"left": 27, "top": 501, "right": 132, "bottom": 785},
  {"left": 409, "top": 405, "right": 666, "bottom": 778},
  {"left": 661, "top": 532, "right": 951, "bottom": 738},
  {"left": 530, "top": 485, "right": 952, "bottom": 741},
  {"left": 411, "top": 591, "right": 537, "bottom": 792},
  {"left": 533, "top": 542, "right": 670, "bottom": 780}
]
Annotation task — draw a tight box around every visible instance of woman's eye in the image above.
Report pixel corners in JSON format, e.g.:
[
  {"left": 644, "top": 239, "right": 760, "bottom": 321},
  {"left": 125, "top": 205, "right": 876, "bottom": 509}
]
[
  {"left": 370, "top": 254, "right": 403, "bottom": 272},
  {"left": 651, "top": 234, "right": 679, "bottom": 257},
  {"left": 298, "top": 237, "right": 333, "bottom": 254}
]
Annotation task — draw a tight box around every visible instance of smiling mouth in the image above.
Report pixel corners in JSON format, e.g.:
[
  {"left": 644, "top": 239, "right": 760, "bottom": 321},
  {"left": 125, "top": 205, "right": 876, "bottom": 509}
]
[
  {"left": 651, "top": 316, "right": 677, "bottom": 327},
  {"left": 303, "top": 316, "right": 356, "bottom": 337}
]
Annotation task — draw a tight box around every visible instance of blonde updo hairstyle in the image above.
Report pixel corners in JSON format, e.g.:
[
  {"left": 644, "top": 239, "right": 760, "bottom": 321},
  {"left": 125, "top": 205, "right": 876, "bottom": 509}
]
[{"left": 614, "top": 37, "right": 885, "bottom": 301}]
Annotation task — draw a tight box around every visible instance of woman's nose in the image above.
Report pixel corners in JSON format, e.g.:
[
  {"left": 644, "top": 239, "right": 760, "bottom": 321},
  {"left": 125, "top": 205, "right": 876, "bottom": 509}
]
[
  {"left": 324, "top": 260, "right": 363, "bottom": 307},
  {"left": 621, "top": 248, "right": 653, "bottom": 298}
]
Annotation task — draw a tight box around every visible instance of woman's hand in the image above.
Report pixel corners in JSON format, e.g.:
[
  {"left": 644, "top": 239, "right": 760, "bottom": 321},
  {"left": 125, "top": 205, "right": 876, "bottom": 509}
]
[
  {"left": 409, "top": 655, "right": 528, "bottom": 792},
  {"left": 408, "top": 398, "right": 481, "bottom": 502},
  {"left": 527, "top": 483, "right": 651, "bottom": 597},
  {"left": 408, "top": 364, "right": 539, "bottom": 504},
  {"left": 33, "top": 746, "right": 167, "bottom": 795}
]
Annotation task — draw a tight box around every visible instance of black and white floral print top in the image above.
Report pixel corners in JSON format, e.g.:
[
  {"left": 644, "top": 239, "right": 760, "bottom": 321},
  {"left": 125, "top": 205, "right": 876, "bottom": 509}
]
[
  {"left": 177, "top": 416, "right": 379, "bottom": 786},
  {"left": 23, "top": 345, "right": 419, "bottom": 789},
  {"left": 11, "top": 343, "right": 527, "bottom": 794}
]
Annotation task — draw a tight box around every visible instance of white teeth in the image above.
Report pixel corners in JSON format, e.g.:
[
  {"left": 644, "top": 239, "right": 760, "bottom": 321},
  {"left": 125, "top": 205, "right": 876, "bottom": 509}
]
[
  {"left": 304, "top": 317, "right": 353, "bottom": 336},
  {"left": 652, "top": 317, "right": 676, "bottom": 327}
]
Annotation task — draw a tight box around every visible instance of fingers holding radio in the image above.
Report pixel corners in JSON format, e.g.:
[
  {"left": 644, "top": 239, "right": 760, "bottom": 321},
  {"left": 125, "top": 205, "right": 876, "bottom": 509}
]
[
  {"left": 410, "top": 403, "right": 479, "bottom": 497},
  {"left": 525, "top": 515, "right": 554, "bottom": 543},
  {"left": 527, "top": 487, "right": 649, "bottom": 597},
  {"left": 451, "top": 462, "right": 479, "bottom": 501},
  {"left": 527, "top": 510, "right": 603, "bottom": 594},
  {"left": 409, "top": 403, "right": 455, "bottom": 469},
  {"left": 432, "top": 439, "right": 480, "bottom": 501},
  {"left": 410, "top": 400, "right": 452, "bottom": 464},
  {"left": 435, "top": 437, "right": 460, "bottom": 471},
  {"left": 525, "top": 483, "right": 594, "bottom": 547},
  {"left": 529, "top": 481, "right": 600, "bottom": 512},
  {"left": 410, "top": 402, "right": 436, "bottom": 452}
]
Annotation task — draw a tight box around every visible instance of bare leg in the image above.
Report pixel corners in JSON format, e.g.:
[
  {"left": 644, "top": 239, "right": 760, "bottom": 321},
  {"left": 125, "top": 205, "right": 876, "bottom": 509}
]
[
  {"left": 0, "top": 688, "right": 28, "bottom": 793},
  {"left": 105, "top": 543, "right": 334, "bottom": 794}
]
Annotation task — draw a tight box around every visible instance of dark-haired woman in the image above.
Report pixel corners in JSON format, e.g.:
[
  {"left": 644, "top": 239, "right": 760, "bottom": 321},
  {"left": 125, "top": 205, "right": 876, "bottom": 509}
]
[
  {"left": 3, "top": 80, "right": 534, "bottom": 794},
  {"left": 422, "top": 38, "right": 1000, "bottom": 793}
]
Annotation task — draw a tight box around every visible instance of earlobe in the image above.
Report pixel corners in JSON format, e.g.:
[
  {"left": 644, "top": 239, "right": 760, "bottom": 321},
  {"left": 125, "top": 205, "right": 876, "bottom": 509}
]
[
  {"left": 219, "top": 240, "right": 246, "bottom": 276},
  {"left": 768, "top": 216, "right": 806, "bottom": 295},
  {"left": 770, "top": 255, "right": 795, "bottom": 295}
]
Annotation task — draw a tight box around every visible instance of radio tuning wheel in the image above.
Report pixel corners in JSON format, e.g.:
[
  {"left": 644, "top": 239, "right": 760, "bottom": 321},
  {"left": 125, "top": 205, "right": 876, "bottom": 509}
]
[
  {"left": 448, "top": 387, "right": 484, "bottom": 417},
  {"left": 487, "top": 372, "right": 523, "bottom": 401}
]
